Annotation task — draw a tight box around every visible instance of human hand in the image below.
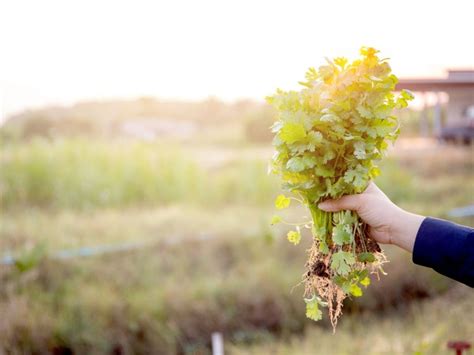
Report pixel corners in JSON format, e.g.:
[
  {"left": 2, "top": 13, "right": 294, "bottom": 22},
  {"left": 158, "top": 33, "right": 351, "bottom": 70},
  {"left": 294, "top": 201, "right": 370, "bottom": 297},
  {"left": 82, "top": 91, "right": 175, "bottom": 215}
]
[{"left": 317, "top": 182, "right": 425, "bottom": 253}]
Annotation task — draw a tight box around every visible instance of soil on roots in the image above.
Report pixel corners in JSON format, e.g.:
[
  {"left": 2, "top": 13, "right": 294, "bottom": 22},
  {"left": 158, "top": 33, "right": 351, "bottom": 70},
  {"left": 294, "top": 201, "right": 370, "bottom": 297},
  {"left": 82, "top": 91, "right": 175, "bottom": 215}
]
[{"left": 303, "top": 225, "right": 386, "bottom": 331}]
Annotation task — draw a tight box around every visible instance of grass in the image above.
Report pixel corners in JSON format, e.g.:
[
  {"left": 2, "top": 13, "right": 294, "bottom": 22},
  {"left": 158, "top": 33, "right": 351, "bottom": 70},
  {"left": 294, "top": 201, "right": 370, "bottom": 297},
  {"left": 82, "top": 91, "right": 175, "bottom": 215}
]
[
  {"left": 0, "top": 138, "right": 473, "bottom": 354},
  {"left": 228, "top": 284, "right": 474, "bottom": 355},
  {"left": 0, "top": 139, "right": 279, "bottom": 210},
  {"left": 0, "top": 205, "right": 278, "bottom": 253},
  {"left": 0, "top": 230, "right": 460, "bottom": 354}
]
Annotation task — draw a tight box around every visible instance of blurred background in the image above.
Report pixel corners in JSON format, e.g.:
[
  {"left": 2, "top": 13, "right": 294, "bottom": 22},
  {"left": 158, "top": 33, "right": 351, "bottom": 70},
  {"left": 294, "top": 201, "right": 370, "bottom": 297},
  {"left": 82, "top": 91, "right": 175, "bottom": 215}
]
[{"left": 0, "top": 0, "right": 473, "bottom": 354}]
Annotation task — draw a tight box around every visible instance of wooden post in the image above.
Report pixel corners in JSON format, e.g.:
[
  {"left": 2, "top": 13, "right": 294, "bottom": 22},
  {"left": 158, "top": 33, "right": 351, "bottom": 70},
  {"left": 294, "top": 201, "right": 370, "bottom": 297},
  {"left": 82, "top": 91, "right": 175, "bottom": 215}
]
[
  {"left": 433, "top": 92, "right": 442, "bottom": 139},
  {"left": 419, "top": 92, "right": 429, "bottom": 137},
  {"left": 448, "top": 341, "right": 471, "bottom": 355},
  {"left": 212, "top": 332, "right": 224, "bottom": 355}
]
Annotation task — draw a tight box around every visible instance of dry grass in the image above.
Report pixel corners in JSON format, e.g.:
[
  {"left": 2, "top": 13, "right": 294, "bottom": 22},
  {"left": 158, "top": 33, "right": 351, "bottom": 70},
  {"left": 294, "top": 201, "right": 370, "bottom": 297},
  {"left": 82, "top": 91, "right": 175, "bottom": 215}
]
[{"left": 228, "top": 285, "right": 474, "bottom": 355}]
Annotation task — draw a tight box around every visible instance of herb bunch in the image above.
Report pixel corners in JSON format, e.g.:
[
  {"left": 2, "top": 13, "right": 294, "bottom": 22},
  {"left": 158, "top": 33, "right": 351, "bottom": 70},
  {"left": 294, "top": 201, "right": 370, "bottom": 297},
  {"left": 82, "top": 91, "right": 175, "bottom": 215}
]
[{"left": 267, "top": 47, "right": 413, "bottom": 329}]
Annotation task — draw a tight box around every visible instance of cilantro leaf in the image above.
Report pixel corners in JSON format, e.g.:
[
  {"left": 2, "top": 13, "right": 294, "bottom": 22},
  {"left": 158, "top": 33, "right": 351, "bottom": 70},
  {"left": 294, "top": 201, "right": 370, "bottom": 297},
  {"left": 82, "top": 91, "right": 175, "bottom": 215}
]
[
  {"left": 357, "top": 252, "right": 376, "bottom": 263},
  {"left": 279, "top": 122, "right": 307, "bottom": 144},
  {"left": 270, "top": 215, "right": 282, "bottom": 225},
  {"left": 286, "top": 157, "right": 306, "bottom": 172},
  {"left": 332, "top": 223, "right": 352, "bottom": 246},
  {"left": 287, "top": 230, "right": 301, "bottom": 245},
  {"left": 275, "top": 194, "right": 290, "bottom": 209},
  {"left": 360, "top": 276, "right": 371, "bottom": 287},
  {"left": 304, "top": 295, "right": 323, "bottom": 321},
  {"left": 356, "top": 105, "right": 373, "bottom": 118},
  {"left": 349, "top": 284, "right": 363, "bottom": 297},
  {"left": 353, "top": 141, "right": 367, "bottom": 159},
  {"left": 331, "top": 251, "right": 356, "bottom": 276}
]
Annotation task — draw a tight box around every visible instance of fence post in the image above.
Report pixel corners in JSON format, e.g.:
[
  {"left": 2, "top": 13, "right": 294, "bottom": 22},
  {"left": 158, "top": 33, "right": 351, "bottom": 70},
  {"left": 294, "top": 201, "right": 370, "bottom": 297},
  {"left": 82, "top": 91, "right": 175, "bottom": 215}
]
[{"left": 211, "top": 332, "right": 224, "bottom": 355}]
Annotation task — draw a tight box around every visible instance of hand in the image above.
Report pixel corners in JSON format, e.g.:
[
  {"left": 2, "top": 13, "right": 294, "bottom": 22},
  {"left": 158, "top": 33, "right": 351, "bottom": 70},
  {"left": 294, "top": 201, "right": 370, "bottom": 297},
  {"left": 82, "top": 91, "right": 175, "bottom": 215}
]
[{"left": 317, "top": 182, "right": 425, "bottom": 253}]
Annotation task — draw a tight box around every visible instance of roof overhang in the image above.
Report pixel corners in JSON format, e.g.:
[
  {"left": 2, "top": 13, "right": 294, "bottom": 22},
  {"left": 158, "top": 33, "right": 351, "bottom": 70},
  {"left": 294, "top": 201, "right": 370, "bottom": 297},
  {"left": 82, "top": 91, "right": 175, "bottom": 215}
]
[
  {"left": 396, "top": 79, "right": 474, "bottom": 91},
  {"left": 396, "top": 72, "right": 474, "bottom": 91}
]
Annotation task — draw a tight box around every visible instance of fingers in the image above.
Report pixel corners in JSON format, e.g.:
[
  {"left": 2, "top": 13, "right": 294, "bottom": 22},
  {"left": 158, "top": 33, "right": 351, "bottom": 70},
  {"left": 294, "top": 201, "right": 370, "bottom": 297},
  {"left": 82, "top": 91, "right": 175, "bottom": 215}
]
[
  {"left": 365, "top": 181, "right": 391, "bottom": 201},
  {"left": 318, "top": 194, "right": 363, "bottom": 212}
]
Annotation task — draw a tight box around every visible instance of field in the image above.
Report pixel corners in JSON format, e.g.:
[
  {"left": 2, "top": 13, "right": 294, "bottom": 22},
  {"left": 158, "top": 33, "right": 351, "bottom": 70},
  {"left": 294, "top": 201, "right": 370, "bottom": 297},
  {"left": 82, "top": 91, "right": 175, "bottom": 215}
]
[{"left": 0, "top": 124, "right": 473, "bottom": 354}]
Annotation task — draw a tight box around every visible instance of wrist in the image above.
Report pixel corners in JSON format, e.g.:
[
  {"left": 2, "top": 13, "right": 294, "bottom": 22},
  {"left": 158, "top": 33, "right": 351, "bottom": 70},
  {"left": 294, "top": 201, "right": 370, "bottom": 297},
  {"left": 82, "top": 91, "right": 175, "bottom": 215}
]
[{"left": 391, "top": 209, "right": 425, "bottom": 253}]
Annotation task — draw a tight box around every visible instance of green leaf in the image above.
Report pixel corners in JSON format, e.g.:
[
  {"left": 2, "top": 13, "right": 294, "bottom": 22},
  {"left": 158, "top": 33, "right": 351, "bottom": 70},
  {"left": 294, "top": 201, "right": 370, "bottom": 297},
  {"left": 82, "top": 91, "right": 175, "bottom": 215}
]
[
  {"left": 313, "top": 226, "right": 329, "bottom": 254},
  {"left": 374, "top": 119, "right": 395, "bottom": 137},
  {"left": 270, "top": 121, "right": 283, "bottom": 133},
  {"left": 332, "top": 223, "right": 352, "bottom": 246},
  {"left": 331, "top": 251, "right": 355, "bottom": 276},
  {"left": 334, "top": 57, "right": 348, "bottom": 69},
  {"left": 301, "top": 155, "right": 317, "bottom": 168},
  {"left": 315, "top": 163, "right": 334, "bottom": 178},
  {"left": 308, "top": 131, "right": 323, "bottom": 144},
  {"left": 286, "top": 157, "right": 306, "bottom": 172},
  {"left": 319, "top": 239, "right": 329, "bottom": 254},
  {"left": 360, "top": 276, "right": 371, "bottom": 287},
  {"left": 366, "top": 126, "right": 378, "bottom": 138},
  {"left": 357, "top": 252, "right": 376, "bottom": 263},
  {"left": 304, "top": 67, "right": 319, "bottom": 82},
  {"left": 287, "top": 230, "right": 301, "bottom": 245},
  {"left": 343, "top": 169, "right": 357, "bottom": 184},
  {"left": 318, "top": 65, "right": 335, "bottom": 81},
  {"left": 305, "top": 296, "right": 323, "bottom": 321},
  {"left": 341, "top": 210, "right": 357, "bottom": 224},
  {"left": 286, "top": 155, "right": 317, "bottom": 172},
  {"left": 369, "top": 75, "right": 383, "bottom": 82},
  {"left": 373, "top": 104, "right": 391, "bottom": 119},
  {"left": 356, "top": 105, "right": 373, "bottom": 118},
  {"left": 320, "top": 113, "right": 338, "bottom": 122},
  {"left": 335, "top": 278, "right": 352, "bottom": 293},
  {"left": 395, "top": 89, "right": 415, "bottom": 109},
  {"left": 369, "top": 166, "right": 381, "bottom": 178},
  {"left": 344, "top": 165, "right": 368, "bottom": 190},
  {"left": 275, "top": 194, "right": 291, "bottom": 209},
  {"left": 349, "top": 284, "right": 363, "bottom": 297},
  {"left": 353, "top": 175, "right": 367, "bottom": 189},
  {"left": 353, "top": 141, "right": 367, "bottom": 159},
  {"left": 270, "top": 215, "right": 282, "bottom": 225},
  {"left": 279, "top": 122, "right": 307, "bottom": 144},
  {"left": 322, "top": 149, "right": 336, "bottom": 163},
  {"left": 401, "top": 89, "right": 414, "bottom": 101}
]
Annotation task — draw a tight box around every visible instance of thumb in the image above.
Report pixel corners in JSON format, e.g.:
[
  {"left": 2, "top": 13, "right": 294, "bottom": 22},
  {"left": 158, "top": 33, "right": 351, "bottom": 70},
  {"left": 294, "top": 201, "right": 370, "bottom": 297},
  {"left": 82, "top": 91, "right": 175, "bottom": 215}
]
[{"left": 318, "top": 194, "right": 363, "bottom": 212}]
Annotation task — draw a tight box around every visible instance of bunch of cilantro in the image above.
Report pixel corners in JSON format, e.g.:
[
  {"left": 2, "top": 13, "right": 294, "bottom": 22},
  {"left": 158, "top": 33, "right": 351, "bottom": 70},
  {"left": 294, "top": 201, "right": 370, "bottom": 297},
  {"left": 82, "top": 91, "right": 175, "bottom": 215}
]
[{"left": 267, "top": 47, "right": 413, "bottom": 328}]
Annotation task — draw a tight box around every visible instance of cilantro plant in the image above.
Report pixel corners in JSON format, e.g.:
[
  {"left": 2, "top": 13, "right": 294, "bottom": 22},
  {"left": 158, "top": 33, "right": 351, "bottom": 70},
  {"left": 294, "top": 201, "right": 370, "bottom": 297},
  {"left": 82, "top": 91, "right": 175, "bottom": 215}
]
[{"left": 267, "top": 47, "right": 413, "bottom": 330}]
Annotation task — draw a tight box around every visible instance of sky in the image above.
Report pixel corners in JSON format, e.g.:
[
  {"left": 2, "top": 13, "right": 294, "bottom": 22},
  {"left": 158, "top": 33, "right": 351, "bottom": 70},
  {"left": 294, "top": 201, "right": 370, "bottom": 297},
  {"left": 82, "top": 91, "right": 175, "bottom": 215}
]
[{"left": 1, "top": 0, "right": 473, "bottom": 119}]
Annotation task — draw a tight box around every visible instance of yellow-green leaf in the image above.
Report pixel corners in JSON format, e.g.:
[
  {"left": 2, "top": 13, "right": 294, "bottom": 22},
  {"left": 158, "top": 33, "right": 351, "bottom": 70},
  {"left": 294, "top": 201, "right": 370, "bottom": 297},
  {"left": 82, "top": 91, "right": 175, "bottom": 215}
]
[
  {"left": 279, "top": 122, "right": 306, "bottom": 144},
  {"left": 349, "top": 284, "right": 363, "bottom": 297},
  {"left": 360, "top": 276, "right": 371, "bottom": 287},
  {"left": 287, "top": 230, "right": 301, "bottom": 245},
  {"left": 305, "top": 296, "right": 323, "bottom": 321},
  {"left": 270, "top": 215, "right": 282, "bottom": 225},
  {"left": 275, "top": 194, "right": 290, "bottom": 209}
]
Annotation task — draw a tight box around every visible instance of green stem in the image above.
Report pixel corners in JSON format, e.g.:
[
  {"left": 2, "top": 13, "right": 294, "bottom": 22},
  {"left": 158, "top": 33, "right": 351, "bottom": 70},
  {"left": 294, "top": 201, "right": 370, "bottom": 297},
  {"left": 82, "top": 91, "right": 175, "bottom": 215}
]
[
  {"left": 309, "top": 204, "right": 332, "bottom": 246},
  {"left": 282, "top": 220, "right": 313, "bottom": 227},
  {"left": 289, "top": 197, "right": 304, "bottom": 204}
]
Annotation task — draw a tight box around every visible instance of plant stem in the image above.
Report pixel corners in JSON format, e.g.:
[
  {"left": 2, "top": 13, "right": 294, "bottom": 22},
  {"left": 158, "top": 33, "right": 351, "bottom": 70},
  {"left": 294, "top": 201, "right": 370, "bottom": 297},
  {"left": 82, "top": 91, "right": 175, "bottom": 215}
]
[{"left": 308, "top": 204, "right": 332, "bottom": 246}]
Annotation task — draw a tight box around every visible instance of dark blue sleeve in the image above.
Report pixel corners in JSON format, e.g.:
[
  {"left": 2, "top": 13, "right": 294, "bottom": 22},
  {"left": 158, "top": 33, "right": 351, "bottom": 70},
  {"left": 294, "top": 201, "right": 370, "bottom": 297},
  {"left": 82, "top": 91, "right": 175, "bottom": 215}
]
[{"left": 412, "top": 217, "right": 474, "bottom": 287}]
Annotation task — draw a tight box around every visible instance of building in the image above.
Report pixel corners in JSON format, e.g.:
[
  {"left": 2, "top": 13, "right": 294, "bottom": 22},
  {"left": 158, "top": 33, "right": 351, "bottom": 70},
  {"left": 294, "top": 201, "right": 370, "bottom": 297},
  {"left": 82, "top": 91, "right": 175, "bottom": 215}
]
[{"left": 396, "top": 70, "right": 474, "bottom": 135}]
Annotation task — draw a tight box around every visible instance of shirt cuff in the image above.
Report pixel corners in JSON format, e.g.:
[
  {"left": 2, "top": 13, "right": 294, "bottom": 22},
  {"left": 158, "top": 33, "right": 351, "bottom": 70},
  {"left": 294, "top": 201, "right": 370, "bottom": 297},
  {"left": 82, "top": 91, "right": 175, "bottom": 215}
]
[{"left": 412, "top": 217, "right": 470, "bottom": 270}]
